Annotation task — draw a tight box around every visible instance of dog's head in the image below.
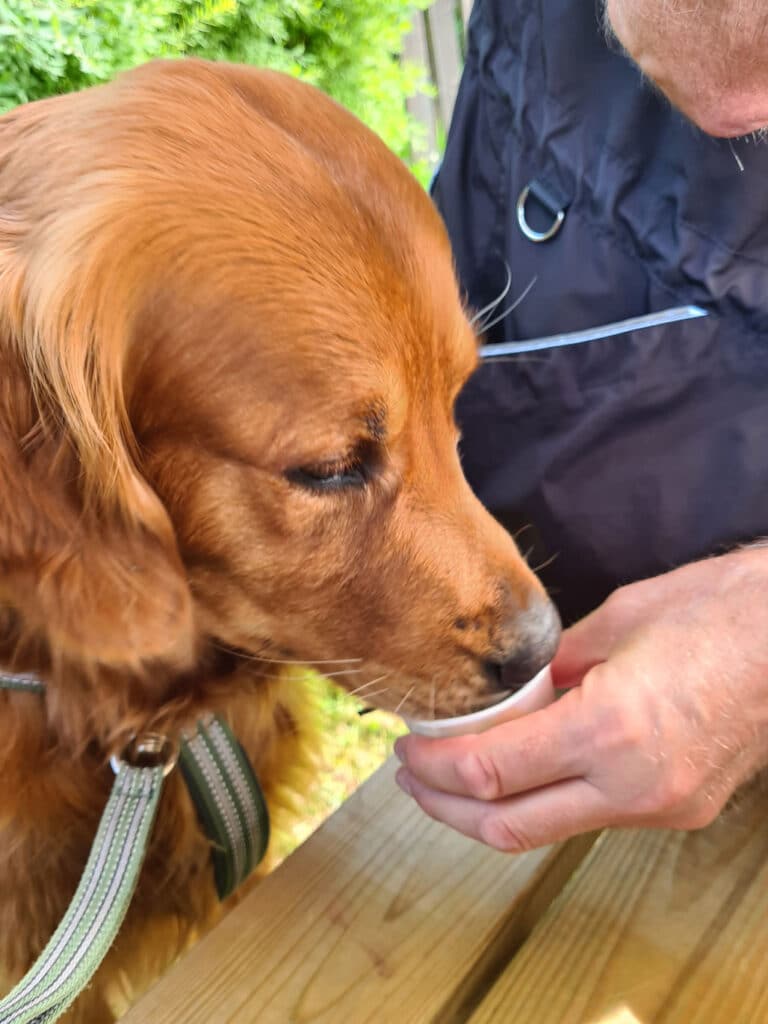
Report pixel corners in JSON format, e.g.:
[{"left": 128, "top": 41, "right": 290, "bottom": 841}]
[{"left": 0, "top": 59, "right": 559, "bottom": 724}]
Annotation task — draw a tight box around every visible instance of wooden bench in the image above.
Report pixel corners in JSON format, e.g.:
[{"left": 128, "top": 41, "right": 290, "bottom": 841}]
[{"left": 123, "top": 758, "right": 768, "bottom": 1023}]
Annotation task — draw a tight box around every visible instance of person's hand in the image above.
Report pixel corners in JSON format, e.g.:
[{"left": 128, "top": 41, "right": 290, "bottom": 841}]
[{"left": 394, "top": 547, "right": 768, "bottom": 852}]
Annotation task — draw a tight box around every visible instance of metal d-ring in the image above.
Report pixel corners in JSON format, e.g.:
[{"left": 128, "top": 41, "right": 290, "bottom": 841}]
[
  {"left": 110, "top": 732, "right": 178, "bottom": 778},
  {"left": 516, "top": 184, "right": 566, "bottom": 243}
]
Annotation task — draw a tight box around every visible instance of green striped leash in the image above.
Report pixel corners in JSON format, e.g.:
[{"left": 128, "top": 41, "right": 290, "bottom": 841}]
[
  {"left": 178, "top": 717, "right": 270, "bottom": 903},
  {"left": 0, "top": 675, "right": 270, "bottom": 1024}
]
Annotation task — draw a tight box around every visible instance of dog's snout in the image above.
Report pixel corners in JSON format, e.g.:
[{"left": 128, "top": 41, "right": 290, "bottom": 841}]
[
  {"left": 486, "top": 598, "right": 561, "bottom": 692},
  {"left": 483, "top": 659, "right": 505, "bottom": 690}
]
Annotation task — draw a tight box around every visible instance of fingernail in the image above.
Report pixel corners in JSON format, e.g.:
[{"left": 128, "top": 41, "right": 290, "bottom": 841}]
[
  {"left": 394, "top": 737, "right": 406, "bottom": 763},
  {"left": 396, "top": 768, "right": 413, "bottom": 796}
]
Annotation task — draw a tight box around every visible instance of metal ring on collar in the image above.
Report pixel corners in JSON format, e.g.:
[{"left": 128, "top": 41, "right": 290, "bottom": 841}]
[
  {"left": 516, "top": 184, "right": 566, "bottom": 243},
  {"left": 110, "top": 732, "right": 178, "bottom": 778}
]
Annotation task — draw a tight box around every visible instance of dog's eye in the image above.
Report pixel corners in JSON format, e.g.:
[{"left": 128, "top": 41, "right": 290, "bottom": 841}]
[{"left": 287, "top": 459, "right": 367, "bottom": 493}]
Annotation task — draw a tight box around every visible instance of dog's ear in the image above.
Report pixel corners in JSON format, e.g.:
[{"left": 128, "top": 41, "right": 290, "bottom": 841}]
[
  {"left": 0, "top": 463, "right": 197, "bottom": 683},
  {"left": 0, "top": 95, "right": 197, "bottom": 687}
]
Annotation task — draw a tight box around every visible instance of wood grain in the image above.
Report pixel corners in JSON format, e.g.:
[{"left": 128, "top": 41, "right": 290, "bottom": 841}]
[
  {"left": 428, "top": 0, "right": 464, "bottom": 131},
  {"left": 469, "top": 780, "right": 768, "bottom": 1024},
  {"left": 123, "top": 757, "right": 595, "bottom": 1024}
]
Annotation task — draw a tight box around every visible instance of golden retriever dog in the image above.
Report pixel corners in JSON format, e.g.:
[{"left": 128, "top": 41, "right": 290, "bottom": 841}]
[{"left": 0, "top": 59, "right": 560, "bottom": 1020}]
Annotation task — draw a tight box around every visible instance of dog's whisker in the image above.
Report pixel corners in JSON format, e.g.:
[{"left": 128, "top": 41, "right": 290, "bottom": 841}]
[
  {"left": 315, "top": 668, "right": 368, "bottom": 680},
  {"left": 346, "top": 673, "right": 391, "bottom": 697},
  {"left": 478, "top": 275, "right": 538, "bottom": 333},
  {"left": 238, "top": 672, "right": 303, "bottom": 686},
  {"left": 232, "top": 667, "right": 371, "bottom": 688},
  {"left": 530, "top": 551, "right": 559, "bottom": 574},
  {"left": 315, "top": 667, "right": 368, "bottom": 678},
  {"left": 353, "top": 687, "right": 390, "bottom": 702},
  {"left": 393, "top": 685, "right": 415, "bottom": 715},
  {"left": 307, "top": 658, "right": 364, "bottom": 666},
  {"left": 258, "top": 656, "right": 362, "bottom": 666},
  {"left": 431, "top": 677, "right": 436, "bottom": 722},
  {"left": 469, "top": 261, "right": 512, "bottom": 326},
  {"left": 513, "top": 522, "right": 534, "bottom": 542},
  {"left": 265, "top": 667, "right": 365, "bottom": 682},
  {"left": 210, "top": 641, "right": 363, "bottom": 667}
]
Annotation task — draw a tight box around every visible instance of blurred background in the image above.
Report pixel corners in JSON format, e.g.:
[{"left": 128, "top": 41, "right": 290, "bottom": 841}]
[
  {"left": 0, "top": 0, "right": 471, "bottom": 182},
  {"left": 0, "top": 0, "right": 473, "bottom": 857}
]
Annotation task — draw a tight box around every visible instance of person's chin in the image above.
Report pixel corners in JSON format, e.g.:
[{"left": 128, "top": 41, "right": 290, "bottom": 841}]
[
  {"left": 604, "top": 0, "right": 768, "bottom": 139},
  {"left": 661, "top": 84, "right": 768, "bottom": 139},
  {"left": 690, "top": 105, "right": 768, "bottom": 140}
]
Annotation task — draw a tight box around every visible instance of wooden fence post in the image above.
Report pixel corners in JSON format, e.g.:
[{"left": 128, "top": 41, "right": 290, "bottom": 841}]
[{"left": 404, "top": 0, "right": 473, "bottom": 169}]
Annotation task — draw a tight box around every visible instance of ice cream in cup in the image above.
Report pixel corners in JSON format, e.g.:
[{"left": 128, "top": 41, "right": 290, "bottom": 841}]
[{"left": 402, "top": 663, "right": 554, "bottom": 738}]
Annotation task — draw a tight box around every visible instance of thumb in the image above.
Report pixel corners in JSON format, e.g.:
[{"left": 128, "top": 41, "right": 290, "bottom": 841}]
[{"left": 551, "top": 601, "right": 620, "bottom": 688}]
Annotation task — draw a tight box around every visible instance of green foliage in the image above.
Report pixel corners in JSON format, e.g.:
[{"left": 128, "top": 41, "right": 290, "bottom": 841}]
[
  {"left": 275, "top": 679, "right": 406, "bottom": 861},
  {"left": 0, "top": 0, "right": 431, "bottom": 173}
]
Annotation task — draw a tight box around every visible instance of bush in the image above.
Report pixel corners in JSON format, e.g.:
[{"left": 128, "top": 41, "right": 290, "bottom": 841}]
[{"left": 0, "top": 0, "right": 431, "bottom": 174}]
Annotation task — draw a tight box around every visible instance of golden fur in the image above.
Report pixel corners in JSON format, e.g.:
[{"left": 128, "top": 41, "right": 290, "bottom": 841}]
[{"left": 0, "top": 59, "right": 559, "bottom": 1020}]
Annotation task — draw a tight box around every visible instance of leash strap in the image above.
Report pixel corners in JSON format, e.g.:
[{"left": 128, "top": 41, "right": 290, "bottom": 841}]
[
  {"left": 179, "top": 717, "right": 270, "bottom": 900},
  {"left": 0, "top": 677, "right": 271, "bottom": 1022},
  {"left": 0, "top": 765, "right": 163, "bottom": 1024},
  {"left": 0, "top": 674, "right": 45, "bottom": 695}
]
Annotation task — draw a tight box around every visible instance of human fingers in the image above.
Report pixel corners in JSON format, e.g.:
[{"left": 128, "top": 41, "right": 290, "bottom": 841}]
[
  {"left": 394, "top": 688, "right": 589, "bottom": 801},
  {"left": 551, "top": 582, "right": 661, "bottom": 688},
  {"left": 395, "top": 770, "right": 610, "bottom": 852}
]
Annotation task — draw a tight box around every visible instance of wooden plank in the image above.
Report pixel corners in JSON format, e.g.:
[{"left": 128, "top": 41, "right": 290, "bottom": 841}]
[
  {"left": 469, "top": 780, "right": 768, "bottom": 1024},
  {"left": 460, "top": 0, "right": 474, "bottom": 49},
  {"left": 124, "top": 757, "right": 596, "bottom": 1024},
  {"left": 427, "top": 0, "right": 464, "bottom": 132},
  {"left": 403, "top": 10, "right": 438, "bottom": 164}
]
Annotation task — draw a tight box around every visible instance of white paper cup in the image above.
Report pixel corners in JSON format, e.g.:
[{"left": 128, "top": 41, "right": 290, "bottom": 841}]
[{"left": 403, "top": 664, "right": 554, "bottom": 738}]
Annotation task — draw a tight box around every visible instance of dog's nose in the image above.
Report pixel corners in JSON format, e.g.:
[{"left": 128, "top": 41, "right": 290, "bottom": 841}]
[{"left": 484, "top": 598, "right": 561, "bottom": 692}]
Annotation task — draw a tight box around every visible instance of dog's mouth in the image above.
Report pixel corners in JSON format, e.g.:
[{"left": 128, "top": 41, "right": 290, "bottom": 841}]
[
  {"left": 407, "top": 688, "right": 515, "bottom": 722},
  {"left": 466, "top": 689, "right": 514, "bottom": 712},
  {"left": 358, "top": 683, "right": 519, "bottom": 721},
  {"left": 209, "top": 641, "right": 521, "bottom": 721}
]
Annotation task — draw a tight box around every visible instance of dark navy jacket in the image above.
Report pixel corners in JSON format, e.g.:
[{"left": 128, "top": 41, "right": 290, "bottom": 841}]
[{"left": 433, "top": 0, "right": 768, "bottom": 624}]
